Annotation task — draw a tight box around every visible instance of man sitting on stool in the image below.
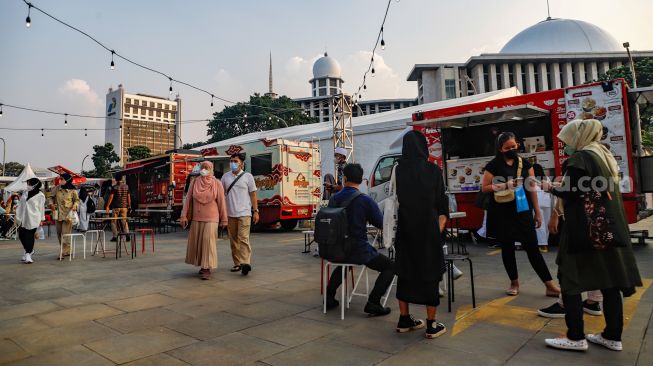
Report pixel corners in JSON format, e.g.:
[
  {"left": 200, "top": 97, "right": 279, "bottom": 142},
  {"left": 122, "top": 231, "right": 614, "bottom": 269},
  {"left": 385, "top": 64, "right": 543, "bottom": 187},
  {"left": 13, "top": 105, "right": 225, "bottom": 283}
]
[{"left": 326, "top": 164, "right": 394, "bottom": 316}]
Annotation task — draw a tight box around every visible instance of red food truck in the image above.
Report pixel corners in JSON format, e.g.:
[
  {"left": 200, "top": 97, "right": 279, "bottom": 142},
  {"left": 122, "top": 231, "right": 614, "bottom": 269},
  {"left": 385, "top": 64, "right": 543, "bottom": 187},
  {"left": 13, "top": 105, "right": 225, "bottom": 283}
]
[
  {"left": 408, "top": 78, "right": 641, "bottom": 227},
  {"left": 121, "top": 150, "right": 201, "bottom": 223}
]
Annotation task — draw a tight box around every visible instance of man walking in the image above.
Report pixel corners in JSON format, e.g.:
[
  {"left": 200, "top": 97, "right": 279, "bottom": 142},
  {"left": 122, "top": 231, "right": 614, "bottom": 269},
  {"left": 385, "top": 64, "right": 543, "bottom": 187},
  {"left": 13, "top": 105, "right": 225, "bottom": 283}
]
[
  {"left": 325, "top": 164, "right": 394, "bottom": 316},
  {"left": 105, "top": 174, "right": 131, "bottom": 241},
  {"left": 222, "top": 153, "right": 259, "bottom": 276}
]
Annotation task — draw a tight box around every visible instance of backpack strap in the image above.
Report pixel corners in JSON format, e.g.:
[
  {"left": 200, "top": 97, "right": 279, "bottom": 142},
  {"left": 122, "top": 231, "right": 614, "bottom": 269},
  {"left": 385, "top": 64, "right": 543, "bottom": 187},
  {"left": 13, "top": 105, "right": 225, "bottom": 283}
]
[
  {"left": 226, "top": 171, "right": 246, "bottom": 195},
  {"left": 516, "top": 157, "right": 523, "bottom": 178},
  {"left": 338, "top": 191, "right": 363, "bottom": 209}
]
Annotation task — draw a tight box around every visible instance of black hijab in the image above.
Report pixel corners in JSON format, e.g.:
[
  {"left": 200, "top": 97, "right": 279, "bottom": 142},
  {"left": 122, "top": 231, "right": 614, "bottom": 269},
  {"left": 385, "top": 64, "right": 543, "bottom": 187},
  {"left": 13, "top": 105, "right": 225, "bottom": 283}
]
[
  {"left": 79, "top": 186, "right": 89, "bottom": 202},
  {"left": 60, "top": 173, "right": 75, "bottom": 190},
  {"left": 26, "top": 178, "right": 42, "bottom": 201}
]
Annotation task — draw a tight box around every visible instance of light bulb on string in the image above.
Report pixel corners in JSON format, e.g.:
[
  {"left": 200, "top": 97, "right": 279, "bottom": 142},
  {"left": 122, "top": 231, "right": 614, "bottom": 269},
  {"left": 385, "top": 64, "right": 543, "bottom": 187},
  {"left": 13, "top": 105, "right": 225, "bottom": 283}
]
[
  {"left": 363, "top": 84, "right": 367, "bottom": 90},
  {"left": 84, "top": 128, "right": 87, "bottom": 137},
  {"left": 210, "top": 95, "right": 214, "bottom": 107},
  {"left": 168, "top": 78, "right": 173, "bottom": 95},
  {"left": 64, "top": 113, "right": 68, "bottom": 126},
  {"left": 25, "top": 3, "right": 31, "bottom": 28},
  {"left": 110, "top": 51, "right": 115, "bottom": 70},
  {"left": 41, "top": 129, "right": 44, "bottom": 137},
  {"left": 380, "top": 27, "right": 385, "bottom": 50},
  {"left": 0, "top": 104, "right": 3, "bottom": 117}
]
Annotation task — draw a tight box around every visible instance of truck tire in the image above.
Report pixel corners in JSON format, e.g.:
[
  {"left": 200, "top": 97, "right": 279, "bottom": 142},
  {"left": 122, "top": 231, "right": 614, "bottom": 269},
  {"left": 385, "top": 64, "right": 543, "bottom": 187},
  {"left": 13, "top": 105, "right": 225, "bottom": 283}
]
[{"left": 280, "top": 219, "right": 298, "bottom": 231}]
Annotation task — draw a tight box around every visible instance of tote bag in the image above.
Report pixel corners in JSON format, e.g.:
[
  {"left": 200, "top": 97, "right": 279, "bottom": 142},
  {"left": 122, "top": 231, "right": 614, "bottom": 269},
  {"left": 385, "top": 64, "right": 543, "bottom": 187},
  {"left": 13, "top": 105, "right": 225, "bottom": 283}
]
[{"left": 382, "top": 165, "right": 398, "bottom": 249}]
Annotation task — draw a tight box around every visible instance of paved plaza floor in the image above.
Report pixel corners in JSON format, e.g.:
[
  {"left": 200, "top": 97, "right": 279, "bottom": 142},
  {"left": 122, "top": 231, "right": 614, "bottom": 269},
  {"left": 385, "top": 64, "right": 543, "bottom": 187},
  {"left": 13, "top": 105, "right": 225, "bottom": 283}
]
[{"left": 0, "top": 219, "right": 652, "bottom": 366}]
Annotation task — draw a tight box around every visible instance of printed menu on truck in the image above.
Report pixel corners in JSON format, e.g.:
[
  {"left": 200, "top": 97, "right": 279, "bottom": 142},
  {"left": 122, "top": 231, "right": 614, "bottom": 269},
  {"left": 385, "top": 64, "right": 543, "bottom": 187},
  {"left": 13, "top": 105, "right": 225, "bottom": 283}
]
[{"left": 564, "top": 80, "right": 631, "bottom": 193}]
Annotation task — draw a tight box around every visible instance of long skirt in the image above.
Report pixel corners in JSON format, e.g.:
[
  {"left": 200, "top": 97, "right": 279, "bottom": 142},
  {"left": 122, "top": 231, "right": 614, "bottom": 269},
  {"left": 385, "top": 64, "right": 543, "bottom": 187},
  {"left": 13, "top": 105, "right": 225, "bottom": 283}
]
[
  {"left": 396, "top": 277, "right": 440, "bottom": 307},
  {"left": 185, "top": 221, "right": 218, "bottom": 269}
]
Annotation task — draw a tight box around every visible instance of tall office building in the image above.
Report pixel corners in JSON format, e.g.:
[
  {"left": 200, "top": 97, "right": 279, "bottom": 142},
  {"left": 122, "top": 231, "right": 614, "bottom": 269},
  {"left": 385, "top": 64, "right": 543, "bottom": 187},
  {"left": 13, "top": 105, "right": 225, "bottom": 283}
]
[{"left": 105, "top": 84, "right": 181, "bottom": 165}]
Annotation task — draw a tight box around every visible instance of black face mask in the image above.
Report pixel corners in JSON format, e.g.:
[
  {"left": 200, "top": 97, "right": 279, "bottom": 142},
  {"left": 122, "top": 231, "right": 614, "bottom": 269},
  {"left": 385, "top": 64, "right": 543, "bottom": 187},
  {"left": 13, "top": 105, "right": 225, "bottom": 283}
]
[{"left": 502, "top": 149, "right": 518, "bottom": 160}]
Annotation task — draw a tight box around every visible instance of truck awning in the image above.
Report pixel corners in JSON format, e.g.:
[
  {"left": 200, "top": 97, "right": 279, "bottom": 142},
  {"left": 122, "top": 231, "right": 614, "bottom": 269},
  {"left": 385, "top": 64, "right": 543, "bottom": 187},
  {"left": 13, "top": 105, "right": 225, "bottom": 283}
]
[
  {"left": 629, "top": 86, "right": 653, "bottom": 104},
  {"left": 411, "top": 105, "right": 549, "bottom": 129},
  {"left": 121, "top": 161, "right": 163, "bottom": 175}
]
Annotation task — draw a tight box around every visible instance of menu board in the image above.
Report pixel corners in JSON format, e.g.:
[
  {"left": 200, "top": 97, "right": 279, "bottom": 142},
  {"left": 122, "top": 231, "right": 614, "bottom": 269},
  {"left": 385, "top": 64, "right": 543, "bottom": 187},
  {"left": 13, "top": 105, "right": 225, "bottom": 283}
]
[
  {"left": 446, "top": 156, "right": 491, "bottom": 192},
  {"left": 564, "top": 81, "right": 631, "bottom": 193}
]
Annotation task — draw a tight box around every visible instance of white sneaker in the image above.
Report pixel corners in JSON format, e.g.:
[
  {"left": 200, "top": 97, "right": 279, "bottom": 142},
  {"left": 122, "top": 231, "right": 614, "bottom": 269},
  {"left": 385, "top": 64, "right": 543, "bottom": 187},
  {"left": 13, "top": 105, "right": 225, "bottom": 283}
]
[
  {"left": 586, "top": 333, "right": 622, "bottom": 351},
  {"left": 545, "top": 337, "right": 588, "bottom": 351},
  {"left": 24, "top": 253, "right": 34, "bottom": 264},
  {"left": 313, "top": 247, "right": 319, "bottom": 257},
  {"left": 438, "top": 286, "right": 445, "bottom": 297},
  {"left": 21, "top": 252, "right": 27, "bottom": 262},
  {"left": 452, "top": 265, "right": 463, "bottom": 280}
]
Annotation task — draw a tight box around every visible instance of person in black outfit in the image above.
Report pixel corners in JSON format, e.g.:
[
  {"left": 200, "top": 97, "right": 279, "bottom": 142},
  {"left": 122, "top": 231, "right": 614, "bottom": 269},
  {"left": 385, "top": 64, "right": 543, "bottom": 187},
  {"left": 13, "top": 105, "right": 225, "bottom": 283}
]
[
  {"left": 325, "top": 164, "right": 394, "bottom": 316},
  {"left": 481, "top": 132, "right": 560, "bottom": 297},
  {"left": 394, "top": 131, "right": 448, "bottom": 339}
]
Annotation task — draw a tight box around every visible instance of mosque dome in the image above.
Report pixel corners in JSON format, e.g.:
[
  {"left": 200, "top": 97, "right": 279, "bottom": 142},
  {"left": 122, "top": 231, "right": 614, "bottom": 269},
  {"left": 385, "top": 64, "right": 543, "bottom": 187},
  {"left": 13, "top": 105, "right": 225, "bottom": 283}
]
[
  {"left": 499, "top": 18, "right": 622, "bottom": 54},
  {"left": 312, "top": 53, "right": 342, "bottom": 79}
]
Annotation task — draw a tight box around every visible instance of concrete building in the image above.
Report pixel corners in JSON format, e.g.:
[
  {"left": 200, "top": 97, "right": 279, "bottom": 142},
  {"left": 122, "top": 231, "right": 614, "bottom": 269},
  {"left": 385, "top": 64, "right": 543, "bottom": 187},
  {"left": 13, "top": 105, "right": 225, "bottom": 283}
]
[
  {"left": 408, "top": 18, "right": 653, "bottom": 104},
  {"left": 105, "top": 84, "right": 181, "bottom": 166},
  {"left": 293, "top": 53, "right": 417, "bottom": 122}
]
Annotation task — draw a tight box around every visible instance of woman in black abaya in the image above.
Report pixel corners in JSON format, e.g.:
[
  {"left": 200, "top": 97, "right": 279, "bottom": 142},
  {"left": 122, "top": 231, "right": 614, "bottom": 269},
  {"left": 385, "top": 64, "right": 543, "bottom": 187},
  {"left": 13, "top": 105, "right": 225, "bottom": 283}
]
[{"left": 394, "top": 130, "right": 449, "bottom": 339}]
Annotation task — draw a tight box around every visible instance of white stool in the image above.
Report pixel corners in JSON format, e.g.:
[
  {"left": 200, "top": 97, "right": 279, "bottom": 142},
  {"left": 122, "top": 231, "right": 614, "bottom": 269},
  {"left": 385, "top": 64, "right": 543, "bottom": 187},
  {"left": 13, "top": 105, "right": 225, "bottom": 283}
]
[
  {"left": 85, "top": 230, "right": 106, "bottom": 257},
  {"left": 381, "top": 275, "right": 396, "bottom": 307},
  {"left": 61, "top": 233, "right": 86, "bottom": 261},
  {"left": 322, "top": 261, "right": 369, "bottom": 320}
]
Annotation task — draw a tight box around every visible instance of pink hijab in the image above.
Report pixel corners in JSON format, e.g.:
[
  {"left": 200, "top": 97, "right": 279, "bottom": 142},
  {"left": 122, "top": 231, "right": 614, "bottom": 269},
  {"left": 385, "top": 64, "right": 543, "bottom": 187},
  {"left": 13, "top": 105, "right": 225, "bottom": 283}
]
[{"left": 192, "top": 161, "right": 217, "bottom": 204}]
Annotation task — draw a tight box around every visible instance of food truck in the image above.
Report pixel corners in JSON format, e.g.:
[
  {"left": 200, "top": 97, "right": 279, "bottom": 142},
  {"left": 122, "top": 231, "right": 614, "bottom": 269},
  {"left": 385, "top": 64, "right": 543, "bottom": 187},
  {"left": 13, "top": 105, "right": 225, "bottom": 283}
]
[
  {"left": 369, "top": 78, "right": 642, "bottom": 228},
  {"left": 200, "top": 138, "right": 321, "bottom": 230},
  {"left": 121, "top": 150, "right": 201, "bottom": 223}
]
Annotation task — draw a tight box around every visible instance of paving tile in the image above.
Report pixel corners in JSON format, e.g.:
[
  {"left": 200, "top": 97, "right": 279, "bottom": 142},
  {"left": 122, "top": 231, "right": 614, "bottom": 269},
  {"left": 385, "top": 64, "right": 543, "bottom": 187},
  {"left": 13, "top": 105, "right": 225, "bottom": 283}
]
[
  {"left": 6, "top": 344, "right": 114, "bottom": 366},
  {"left": 261, "top": 338, "right": 389, "bottom": 366},
  {"left": 106, "top": 293, "right": 180, "bottom": 312},
  {"left": 377, "top": 340, "right": 499, "bottom": 366},
  {"left": 164, "top": 295, "right": 241, "bottom": 318},
  {"left": 224, "top": 299, "right": 309, "bottom": 322},
  {"left": 166, "top": 311, "right": 261, "bottom": 340},
  {"left": 0, "top": 316, "right": 51, "bottom": 339},
  {"left": 85, "top": 326, "right": 196, "bottom": 364},
  {"left": 242, "top": 316, "right": 340, "bottom": 347},
  {"left": 0, "top": 339, "right": 29, "bottom": 364},
  {"left": 168, "top": 332, "right": 287, "bottom": 366},
  {"left": 122, "top": 353, "right": 189, "bottom": 366},
  {"left": 11, "top": 321, "right": 119, "bottom": 355},
  {"left": 36, "top": 303, "right": 124, "bottom": 327},
  {"left": 0, "top": 301, "right": 62, "bottom": 322},
  {"left": 96, "top": 307, "right": 191, "bottom": 334},
  {"left": 323, "top": 318, "right": 426, "bottom": 355}
]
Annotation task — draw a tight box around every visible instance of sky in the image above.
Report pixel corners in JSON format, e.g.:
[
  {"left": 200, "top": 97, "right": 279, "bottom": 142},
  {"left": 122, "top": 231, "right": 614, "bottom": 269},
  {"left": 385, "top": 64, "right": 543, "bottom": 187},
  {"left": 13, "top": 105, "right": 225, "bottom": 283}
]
[{"left": 1, "top": 0, "right": 652, "bottom": 170}]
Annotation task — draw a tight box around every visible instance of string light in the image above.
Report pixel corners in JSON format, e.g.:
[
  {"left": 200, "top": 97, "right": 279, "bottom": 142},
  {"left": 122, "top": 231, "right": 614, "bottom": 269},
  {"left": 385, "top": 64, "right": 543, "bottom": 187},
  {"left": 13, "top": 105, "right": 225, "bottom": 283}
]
[
  {"left": 380, "top": 27, "right": 386, "bottom": 50},
  {"left": 84, "top": 128, "right": 87, "bottom": 136},
  {"left": 110, "top": 50, "right": 115, "bottom": 70},
  {"left": 0, "top": 104, "right": 3, "bottom": 117},
  {"left": 25, "top": 2, "right": 32, "bottom": 28},
  {"left": 41, "top": 128, "right": 43, "bottom": 137},
  {"left": 168, "top": 78, "right": 173, "bottom": 95},
  {"left": 210, "top": 94, "right": 214, "bottom": 107},
  {"left": 64, "top": 113, "right": 68, "bottom": 126}
]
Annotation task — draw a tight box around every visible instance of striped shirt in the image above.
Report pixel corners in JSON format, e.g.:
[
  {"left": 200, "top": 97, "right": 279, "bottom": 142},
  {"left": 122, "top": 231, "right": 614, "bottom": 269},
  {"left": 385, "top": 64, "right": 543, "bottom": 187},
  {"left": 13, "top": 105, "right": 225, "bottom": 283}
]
[{"left": 113, "top": 184, "right": 130, "bottom": 208}]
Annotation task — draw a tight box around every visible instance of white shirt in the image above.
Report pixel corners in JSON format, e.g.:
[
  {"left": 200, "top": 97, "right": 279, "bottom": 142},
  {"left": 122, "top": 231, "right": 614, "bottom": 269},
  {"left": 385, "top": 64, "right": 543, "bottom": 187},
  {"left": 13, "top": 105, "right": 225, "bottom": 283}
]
[
  {"left": 16, "top": 191, "right": 46, "bottom": 230},
  {"left": 221, "top": 170, "right": 257, "bottom": 218}
]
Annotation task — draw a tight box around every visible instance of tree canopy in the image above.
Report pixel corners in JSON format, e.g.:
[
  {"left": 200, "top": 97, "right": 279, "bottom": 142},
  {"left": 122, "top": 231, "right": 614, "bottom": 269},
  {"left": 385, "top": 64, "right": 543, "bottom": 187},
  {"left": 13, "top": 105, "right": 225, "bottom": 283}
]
[
  {"left": 206, "top": 94, "right": 317, "bottom": 143},
  {"left": 88, "top": 143, "right": 120, "bottom": 178},
  {"left": 1, "top": 162, "right": 25, "bottom": 177},
  {"left": 127, "top": 145, "right": 152, "bottom": 161}
]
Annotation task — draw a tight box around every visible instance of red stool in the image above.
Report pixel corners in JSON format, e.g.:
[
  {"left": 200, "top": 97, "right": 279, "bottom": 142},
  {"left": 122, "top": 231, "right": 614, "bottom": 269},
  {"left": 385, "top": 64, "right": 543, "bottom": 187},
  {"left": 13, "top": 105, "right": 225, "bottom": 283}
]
[
  {"left": 134, "top": 228, "right": 155, "bottom": 254},
  {"left": 320, "top": 258, "right": 355, "bottom": 295}
]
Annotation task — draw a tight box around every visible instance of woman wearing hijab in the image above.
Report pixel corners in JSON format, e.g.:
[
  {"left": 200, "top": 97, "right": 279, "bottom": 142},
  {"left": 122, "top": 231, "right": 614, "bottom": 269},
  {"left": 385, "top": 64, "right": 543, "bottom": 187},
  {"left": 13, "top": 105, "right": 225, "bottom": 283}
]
[
  {"left": 180, "top": 161, "right": 228, "bottom": 280},
  {"left": 482, "top": 132, "right": 560, "bottom": 297},
  {"left": 543, "top": 119, "right": 642, "bottom": 352},
  {"left": 394, "top": 130, "right": 448, "bottom": 339},
  {"left": 51, "top": 173, "right": 80, "bottom": 260},
  {"left": 77, "top": 186, "right": 91, "bottom": 232},
  {"left": 16, "top": 178, "right": 46, "bottom": 264}
]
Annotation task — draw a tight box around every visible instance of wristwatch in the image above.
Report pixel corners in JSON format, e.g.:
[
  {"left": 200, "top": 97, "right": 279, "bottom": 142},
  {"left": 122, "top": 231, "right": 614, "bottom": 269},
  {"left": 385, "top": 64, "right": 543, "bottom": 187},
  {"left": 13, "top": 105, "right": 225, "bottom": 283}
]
[{"left": 253, "top": 209, "right": 259, "bottom": 213}]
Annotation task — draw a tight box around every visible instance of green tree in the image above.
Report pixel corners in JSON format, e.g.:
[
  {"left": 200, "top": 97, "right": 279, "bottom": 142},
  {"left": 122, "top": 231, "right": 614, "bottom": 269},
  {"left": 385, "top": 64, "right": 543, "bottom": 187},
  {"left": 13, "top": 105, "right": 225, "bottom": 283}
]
[
  {"left": 182, "top": 141, "right": 206, "bottom": 149},
  {"left": 1, "top": 162, "right": 25, "bottom": 176},
  {"left": 90, "top": 143, "right": 120, "bottom": 178},
  {"left": 206, "top": 94, "right": 317, "bottom": 143},
  {"left": 127, "top": 145, "right": 152, "bottom": 161},
  {"left": 599, "top": 57, "right": 653, "bottom": 149}
]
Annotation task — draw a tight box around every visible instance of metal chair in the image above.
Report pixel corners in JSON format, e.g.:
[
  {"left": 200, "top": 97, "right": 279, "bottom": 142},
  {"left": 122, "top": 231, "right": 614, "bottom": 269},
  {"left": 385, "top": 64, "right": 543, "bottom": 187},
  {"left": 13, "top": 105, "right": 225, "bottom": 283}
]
[{"left": 444, "top": 211, "right": 476, "bottom": 312}]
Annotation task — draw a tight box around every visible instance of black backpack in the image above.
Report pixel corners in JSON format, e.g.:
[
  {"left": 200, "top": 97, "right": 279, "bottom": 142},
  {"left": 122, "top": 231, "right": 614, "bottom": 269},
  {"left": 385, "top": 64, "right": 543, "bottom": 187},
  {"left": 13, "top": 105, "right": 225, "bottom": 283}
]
[
  {"left": 315, "top": 191, "right": 362, "bottom": 262},
  {"left": 86, "top": 198, "right": 96, "bottom": 214}
]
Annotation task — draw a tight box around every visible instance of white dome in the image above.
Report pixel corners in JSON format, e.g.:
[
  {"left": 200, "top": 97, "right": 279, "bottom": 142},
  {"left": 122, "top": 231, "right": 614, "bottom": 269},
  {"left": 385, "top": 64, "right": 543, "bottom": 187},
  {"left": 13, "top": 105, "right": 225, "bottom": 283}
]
[
  {"left": 500, "top": 18, "right": 622, "bottom": 54},
  {"left": 312, "top": 53, "right": 342, "bottom": 79}
]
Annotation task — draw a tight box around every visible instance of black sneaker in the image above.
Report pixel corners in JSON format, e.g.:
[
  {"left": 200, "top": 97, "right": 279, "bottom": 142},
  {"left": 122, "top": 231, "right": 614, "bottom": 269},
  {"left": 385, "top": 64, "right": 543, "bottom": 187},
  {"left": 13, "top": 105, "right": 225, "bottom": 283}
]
[
  {"left": 396, "top": 315, "right": 425, "bottom": 333},
  {"left": 326, "top": 296, "right": 339, "bottom": 310},
  {"left": 364, "top": 301, "right": 391, "bottom": 317},
  {"left": 126, "top": 236, "right": 131, "bottom": 242},
  {"left": 488, "top": 242, "right": 501, "bottom": 249},
  {"left": 425, "top": 320, "right": 447, "bottom": 339},
  {"left": 537, "top": 302, "right": 566, "bottom": 318},
  {"left": 241, "top": 264, "right": 251, "bottom": 276},
  {"left": 110, "top": 237, "right": 117, "bottom": 242},
  {"left": 583, "top": 300, "right": 602, "bottom": 316}
]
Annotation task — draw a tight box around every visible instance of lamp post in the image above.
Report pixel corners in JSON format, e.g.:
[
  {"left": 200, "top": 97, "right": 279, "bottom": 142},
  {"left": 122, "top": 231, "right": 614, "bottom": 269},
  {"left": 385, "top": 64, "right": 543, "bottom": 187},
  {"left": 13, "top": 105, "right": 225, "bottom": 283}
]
[
  {"left": 0, "top": 137, "right": 5, "bottom": 177},
  {"left": 623, "top": 42, "right": 644, "bottom": 158},
  {"left": 81, "top": 154, "right": 90, "bottom": 175}
]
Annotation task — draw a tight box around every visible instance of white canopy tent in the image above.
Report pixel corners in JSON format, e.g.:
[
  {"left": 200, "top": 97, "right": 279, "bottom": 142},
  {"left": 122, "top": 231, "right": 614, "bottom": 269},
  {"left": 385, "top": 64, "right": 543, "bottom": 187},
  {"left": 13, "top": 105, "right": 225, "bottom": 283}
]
[{"left": 2, "top": 163, "right": 58, "bottom": 194}]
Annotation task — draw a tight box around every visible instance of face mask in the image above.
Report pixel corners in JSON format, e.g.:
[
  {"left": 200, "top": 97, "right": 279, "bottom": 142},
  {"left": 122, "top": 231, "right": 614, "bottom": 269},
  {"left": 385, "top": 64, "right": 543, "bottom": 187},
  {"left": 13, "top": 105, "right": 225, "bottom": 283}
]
[
  {"left": 26, "top": 185, "right": 33, "bottom": 191},
  {"left": 199, "top": 169, "right": 209, "bottom": 177},
  {"left": 230, "top": 162, "right": 240, "bottom": 172},
  {"left": 502, "top": 149, "right": 518, "bottom": 159},
  {"left": 564, "top": 145, "right": 576, "bottom": 156}
]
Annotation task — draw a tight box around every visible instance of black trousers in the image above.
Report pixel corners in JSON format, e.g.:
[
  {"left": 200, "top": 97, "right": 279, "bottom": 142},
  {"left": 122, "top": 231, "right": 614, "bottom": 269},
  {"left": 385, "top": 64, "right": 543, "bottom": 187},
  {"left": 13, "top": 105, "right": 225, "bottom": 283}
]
[
  {"left": 18, "top": 227, "right": 37, "bottom": 253},
  {"left": 327, "top": 254, "right": 394, "bottom": 305},
  {"left": 500, "top": 239, "right": 552, "bottom": 282},
  {"left": 562, "top": 288, "right": 623, "bottom": 341}
]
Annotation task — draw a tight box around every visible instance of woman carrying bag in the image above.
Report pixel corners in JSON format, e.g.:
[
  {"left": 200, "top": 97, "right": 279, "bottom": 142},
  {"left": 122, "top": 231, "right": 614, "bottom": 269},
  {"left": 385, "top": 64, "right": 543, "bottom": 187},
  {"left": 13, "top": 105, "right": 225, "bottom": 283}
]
[
  {"left": 544, "top": 119, "right": 642, "bottom": 352},
  {"left": 16, "top": 178, "right": 45, "bottom": 264}
]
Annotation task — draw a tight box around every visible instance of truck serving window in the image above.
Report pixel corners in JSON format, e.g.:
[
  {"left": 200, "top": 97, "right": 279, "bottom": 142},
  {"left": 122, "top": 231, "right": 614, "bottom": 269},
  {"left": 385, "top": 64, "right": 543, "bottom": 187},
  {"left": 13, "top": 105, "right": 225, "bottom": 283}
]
[
  {"left": 373, "top": 156, "right": 398, "bottom": 187},
  {"left": 251, "top": 154, "right": 273, "bottom": 177}
]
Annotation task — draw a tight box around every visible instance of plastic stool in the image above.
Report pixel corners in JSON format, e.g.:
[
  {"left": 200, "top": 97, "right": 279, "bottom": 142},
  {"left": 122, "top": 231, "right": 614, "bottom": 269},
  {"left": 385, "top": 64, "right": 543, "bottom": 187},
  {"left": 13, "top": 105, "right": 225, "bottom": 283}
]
[
  {"left": 117, "top": 232, "right": 137, "bottom": 259},
  {"left": 134, "top": 228, "right": 155, "bottom": 254},
  {"left": 61, "top": 233, "right": 86, "bottom": 261},
  {"left": 85, "top": 230, "right": 106, "bottom": 257},
  {"left": 322, "top": 261, "right": 369, "bottom": 320}
]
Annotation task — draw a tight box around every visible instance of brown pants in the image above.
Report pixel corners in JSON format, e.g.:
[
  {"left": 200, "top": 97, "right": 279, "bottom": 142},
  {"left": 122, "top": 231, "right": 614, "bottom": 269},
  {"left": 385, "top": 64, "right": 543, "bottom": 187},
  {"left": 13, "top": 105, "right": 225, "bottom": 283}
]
[
  {"left": 111, "top": 208, "right": 129, "bottom": 237},
  {"left": 56, "top": 220, "right": 73, "bottom": 255},
  {"left": 228, "top": 217, "right": 252, "bottom": 266}
]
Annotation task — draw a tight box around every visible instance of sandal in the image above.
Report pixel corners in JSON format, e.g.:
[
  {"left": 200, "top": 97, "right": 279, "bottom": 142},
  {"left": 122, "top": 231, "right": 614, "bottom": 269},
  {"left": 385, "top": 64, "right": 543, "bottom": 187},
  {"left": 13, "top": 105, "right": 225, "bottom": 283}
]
[
  {"left": 230, "top": 265, "right": 241, "bottom": 272},
  {"left": 506, "top": 288, "right": 519, "bottom": 296}
]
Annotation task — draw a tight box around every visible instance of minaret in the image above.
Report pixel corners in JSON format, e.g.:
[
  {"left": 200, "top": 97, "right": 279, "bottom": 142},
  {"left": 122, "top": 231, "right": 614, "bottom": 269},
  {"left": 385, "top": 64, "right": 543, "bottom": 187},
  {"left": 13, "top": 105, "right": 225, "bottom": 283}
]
[{"left": 264, "top": 52, "right": 278, "bottom": 99}]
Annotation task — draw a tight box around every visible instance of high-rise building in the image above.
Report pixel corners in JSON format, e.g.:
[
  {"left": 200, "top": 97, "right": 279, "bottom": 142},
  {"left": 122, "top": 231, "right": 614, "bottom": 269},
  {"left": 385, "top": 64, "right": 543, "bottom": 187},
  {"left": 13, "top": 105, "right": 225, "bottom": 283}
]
[{"left": 105, "top": 84, "right": 181, "bottom": 165}]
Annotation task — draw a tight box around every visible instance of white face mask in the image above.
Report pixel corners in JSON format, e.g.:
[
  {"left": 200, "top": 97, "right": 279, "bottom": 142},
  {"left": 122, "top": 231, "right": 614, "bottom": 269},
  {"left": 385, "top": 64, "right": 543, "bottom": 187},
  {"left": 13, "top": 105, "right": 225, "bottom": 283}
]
[
  {"left": 26, "top": 185, "right": 34, "bottom": 191},
  {"left": 199, "top": 169, "right": 210, "bottom": 177}
]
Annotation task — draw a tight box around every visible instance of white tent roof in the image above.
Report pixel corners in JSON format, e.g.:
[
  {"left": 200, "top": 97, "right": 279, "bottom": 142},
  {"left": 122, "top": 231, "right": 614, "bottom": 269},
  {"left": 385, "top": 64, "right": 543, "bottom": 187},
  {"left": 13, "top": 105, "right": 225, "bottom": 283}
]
[
  {"left": 2, "top": 164, "right": 58, "bottom": 193},
  {"left": 197, "top": 87, "right": 521, "bottom": 149}
]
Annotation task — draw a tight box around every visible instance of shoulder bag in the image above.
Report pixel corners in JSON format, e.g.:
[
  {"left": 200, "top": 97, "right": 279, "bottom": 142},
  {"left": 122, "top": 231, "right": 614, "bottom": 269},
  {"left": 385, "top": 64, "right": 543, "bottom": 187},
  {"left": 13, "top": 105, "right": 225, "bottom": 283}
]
[{"left": 493, "top": 157, "right": 522, "bottom": 203}]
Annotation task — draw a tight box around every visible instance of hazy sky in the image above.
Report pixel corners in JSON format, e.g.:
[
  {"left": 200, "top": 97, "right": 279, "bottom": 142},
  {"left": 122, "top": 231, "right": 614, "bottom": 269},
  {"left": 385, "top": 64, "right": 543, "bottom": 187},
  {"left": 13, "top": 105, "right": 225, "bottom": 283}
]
[{"left": 1, "top": 0, "right": 652, "bottom": 170}]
